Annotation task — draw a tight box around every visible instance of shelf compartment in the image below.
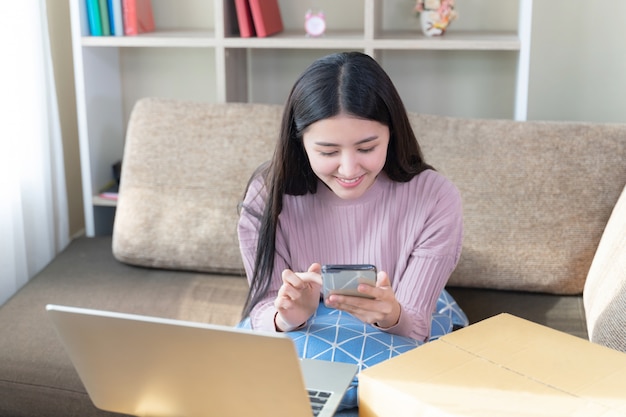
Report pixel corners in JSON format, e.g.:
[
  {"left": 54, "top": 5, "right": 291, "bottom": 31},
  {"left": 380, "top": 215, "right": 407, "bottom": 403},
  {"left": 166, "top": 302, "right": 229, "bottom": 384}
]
[{"left": 92, "top": 196, "right": 117, "bottom": 207}]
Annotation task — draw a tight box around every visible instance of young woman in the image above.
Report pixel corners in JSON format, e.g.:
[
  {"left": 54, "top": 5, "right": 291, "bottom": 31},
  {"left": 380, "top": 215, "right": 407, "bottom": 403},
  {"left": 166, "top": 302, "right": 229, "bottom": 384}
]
[{"left": 238, "top": 51, "right": 464, "bottom": 343}]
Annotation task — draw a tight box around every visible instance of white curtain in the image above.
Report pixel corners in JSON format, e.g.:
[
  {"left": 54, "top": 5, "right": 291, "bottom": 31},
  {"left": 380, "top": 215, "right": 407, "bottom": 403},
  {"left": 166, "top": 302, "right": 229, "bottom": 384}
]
[{"left": 0, "top": 0, "right": 69, "bottom": 306}]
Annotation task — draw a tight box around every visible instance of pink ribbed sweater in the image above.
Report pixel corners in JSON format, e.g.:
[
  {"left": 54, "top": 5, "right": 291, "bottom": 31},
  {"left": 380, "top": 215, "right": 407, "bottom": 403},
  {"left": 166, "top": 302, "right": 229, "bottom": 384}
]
[{"left": 237, "top": 169, "right": 463, "bottom": 341}]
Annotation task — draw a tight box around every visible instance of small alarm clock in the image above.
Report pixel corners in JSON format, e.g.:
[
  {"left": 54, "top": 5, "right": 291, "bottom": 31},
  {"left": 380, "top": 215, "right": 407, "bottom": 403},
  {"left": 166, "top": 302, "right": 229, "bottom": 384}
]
[{"left": 305, "top": 10, "right": 326, "bottom": 37}]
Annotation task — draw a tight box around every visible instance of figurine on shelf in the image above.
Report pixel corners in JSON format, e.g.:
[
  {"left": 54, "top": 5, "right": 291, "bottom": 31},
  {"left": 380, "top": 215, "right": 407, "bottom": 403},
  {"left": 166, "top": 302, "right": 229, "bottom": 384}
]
[
  {"left": 414, "top": 0, "right": 458, "bottom": 37},
  {"left": 305, "top": 10, "right": 326, "bottom": 37}
]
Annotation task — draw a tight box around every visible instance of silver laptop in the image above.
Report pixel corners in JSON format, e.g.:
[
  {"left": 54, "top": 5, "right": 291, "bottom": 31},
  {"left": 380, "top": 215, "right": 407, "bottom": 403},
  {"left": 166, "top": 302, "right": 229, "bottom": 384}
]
[{"left": 46, "top": 304, "right": 358, "bottom": 417}]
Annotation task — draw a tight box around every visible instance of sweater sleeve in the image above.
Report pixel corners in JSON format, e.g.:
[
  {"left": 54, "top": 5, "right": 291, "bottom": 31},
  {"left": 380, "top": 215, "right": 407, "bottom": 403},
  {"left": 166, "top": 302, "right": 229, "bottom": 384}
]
[
  {"left": 388, "top": 175, "right": 464, "bottom": 341},
  {"left": 237, "top": 175, "right": 289, "bottom": 332}
]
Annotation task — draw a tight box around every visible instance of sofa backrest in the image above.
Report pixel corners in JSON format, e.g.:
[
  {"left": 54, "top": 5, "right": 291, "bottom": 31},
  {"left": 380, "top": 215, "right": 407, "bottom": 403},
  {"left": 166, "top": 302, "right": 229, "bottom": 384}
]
[
  {"left": 411, "top": 113, "right": 626, "bottom": 294},
  {"left": 113, "top": 98, "right": 282, "bottom": 275},
  {"left": 113, "top": 98, "right": 626, "bottom": 296}
]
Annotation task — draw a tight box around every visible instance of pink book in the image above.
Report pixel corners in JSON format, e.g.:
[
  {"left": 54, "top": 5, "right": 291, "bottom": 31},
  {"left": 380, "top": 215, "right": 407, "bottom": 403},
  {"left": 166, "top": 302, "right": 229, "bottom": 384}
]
[
  {"left": 248, "top": 0, "right": 283, "bottom": 38},
  {"left": 235, "top": 0, "right": 256, "bottom": 38},
  {"left": 123, "top": 0, "right": 155, "bottom": 36}
]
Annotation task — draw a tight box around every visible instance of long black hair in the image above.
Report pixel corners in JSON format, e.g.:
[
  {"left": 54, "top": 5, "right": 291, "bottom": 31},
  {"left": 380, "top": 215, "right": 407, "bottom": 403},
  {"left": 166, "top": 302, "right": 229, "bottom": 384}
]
[{"left": 241, "top": 51, "right": 432, "bottom": 318}]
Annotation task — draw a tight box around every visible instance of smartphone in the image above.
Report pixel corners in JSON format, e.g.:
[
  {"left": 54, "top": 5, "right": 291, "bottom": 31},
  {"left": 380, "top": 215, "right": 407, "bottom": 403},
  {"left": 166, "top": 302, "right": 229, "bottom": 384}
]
[{"left": 322, "top": 264, "right": 377, "bottom": 300}]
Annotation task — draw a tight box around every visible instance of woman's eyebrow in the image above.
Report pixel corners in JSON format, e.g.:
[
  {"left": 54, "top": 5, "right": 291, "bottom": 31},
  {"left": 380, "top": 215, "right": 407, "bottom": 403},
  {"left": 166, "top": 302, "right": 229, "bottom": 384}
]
[{"left": 314, "top": 136, "right": 379, "bottom": 147}]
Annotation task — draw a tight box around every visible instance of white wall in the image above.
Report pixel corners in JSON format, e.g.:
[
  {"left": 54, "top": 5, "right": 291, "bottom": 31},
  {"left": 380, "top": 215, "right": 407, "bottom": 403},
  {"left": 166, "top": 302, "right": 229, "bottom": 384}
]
[{"left": 528, "top": 0, "right": 626, "bottom": 123}]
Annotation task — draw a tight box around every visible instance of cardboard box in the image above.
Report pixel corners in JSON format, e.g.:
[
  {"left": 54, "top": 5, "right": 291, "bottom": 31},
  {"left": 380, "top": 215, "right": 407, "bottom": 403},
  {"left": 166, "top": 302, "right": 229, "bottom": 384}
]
[{"left": 359, "top": 313, "right": 626, "bottom": 417}]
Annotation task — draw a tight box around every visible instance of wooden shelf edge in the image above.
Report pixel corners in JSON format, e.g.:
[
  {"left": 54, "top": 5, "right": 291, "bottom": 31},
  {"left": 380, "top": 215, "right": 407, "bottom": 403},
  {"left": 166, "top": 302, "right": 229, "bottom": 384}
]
[
  {"left": 92, "top": 196, "right": 118, "bottom": 207},
  {"left": 82, "top": 30, "right": 217, "bottom": 47},
  {"left": 81, "top": 30, "right": 519, "bottom": 51},
  {"left": 374, "top": 31, "right": 520, "bottom": 51}
]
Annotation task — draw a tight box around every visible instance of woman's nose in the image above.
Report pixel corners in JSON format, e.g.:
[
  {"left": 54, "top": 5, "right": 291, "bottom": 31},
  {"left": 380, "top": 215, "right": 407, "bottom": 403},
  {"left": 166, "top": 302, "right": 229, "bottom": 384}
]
[{"left": 337, "top": 152, "right": 360, "bottom": 178}]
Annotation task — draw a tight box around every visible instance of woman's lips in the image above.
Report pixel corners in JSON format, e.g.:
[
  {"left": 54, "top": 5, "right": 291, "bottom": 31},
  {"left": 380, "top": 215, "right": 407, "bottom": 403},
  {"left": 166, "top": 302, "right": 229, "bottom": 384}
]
[{"left": 335, "top": 175, "right": 365, "bottom": 188}]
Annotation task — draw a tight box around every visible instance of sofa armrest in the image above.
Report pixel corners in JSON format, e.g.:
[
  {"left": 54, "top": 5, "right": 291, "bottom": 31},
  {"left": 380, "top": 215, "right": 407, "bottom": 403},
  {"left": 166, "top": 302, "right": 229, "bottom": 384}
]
[{"left": 584, "top": 185, "right": 626, "bottom": 351}]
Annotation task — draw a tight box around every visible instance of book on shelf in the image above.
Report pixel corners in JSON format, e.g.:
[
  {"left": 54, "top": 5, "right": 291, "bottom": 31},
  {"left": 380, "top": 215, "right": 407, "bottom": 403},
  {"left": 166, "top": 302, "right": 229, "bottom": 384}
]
[
  {"left": 107, "top": 0, "right": 124, "bottom": 36},
  {"left": 85, "top": 0, "right": 131, "bottom": 36},
  {"left": 98, "top": 182, "right": 119, "bottom": 201},
  {"left": 98, "top": 0, "right": 111, "bottom": 36},
  {"left": 85, "top": 0, "right": 103, "bottom": 36},
  {"left": 122, "top": 0, "right": 155, "bottom": 36},
  {"left": 234, "top": 0, "right": 255, "bottom": 38},
  {"left": 248, "top": 0, "right": 283, "bottom": 38}
]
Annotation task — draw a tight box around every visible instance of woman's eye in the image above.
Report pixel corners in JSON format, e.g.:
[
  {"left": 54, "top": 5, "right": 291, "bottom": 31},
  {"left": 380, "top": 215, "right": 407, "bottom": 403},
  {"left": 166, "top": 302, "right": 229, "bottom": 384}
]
[
  {"left": 319, "top": 150, "right": 338, "bottom": 157},
  {"left": 358, "top": 147, "right": 375, "bottom": 154}
]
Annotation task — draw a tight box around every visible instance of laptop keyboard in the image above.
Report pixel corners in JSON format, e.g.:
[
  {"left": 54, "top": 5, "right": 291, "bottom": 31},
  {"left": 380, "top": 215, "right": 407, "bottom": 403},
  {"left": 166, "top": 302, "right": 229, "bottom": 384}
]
[{"left": 308, "top": 389, "right": 332, "bottom": 416}]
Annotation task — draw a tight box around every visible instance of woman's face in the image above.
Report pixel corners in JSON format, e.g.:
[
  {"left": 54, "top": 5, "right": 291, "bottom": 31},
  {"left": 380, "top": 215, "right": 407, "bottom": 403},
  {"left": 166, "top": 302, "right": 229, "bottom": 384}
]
[{"left": 302, "top": 113, "right": 390, "bottom": 200}]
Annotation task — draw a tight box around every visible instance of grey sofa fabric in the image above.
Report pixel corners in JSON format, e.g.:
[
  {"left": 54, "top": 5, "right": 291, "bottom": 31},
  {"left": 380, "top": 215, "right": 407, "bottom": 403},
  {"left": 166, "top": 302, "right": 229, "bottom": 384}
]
[
  {"left": 414, "top": 114, "right": 626, "bottom": 295},
  {"left": 446, "top": 287, "right": 587, "bottom": 339},
  {"left": 114, "top": 99, "right": 626, "bottom": 297},
  {"left": 113, "top": 99, "right": 281, "bottom": 275}
]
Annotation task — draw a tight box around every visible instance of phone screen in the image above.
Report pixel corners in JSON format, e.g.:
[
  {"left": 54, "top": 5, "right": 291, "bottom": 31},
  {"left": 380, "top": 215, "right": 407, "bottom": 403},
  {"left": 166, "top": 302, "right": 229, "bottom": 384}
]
[{"left": 322, "top": 264, "right": 377, "bottom": 300}]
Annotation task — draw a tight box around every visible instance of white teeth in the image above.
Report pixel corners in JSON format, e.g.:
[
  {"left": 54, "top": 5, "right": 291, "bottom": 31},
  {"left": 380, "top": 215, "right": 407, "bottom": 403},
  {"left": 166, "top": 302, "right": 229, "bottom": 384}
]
[{"left": 339, "top": 177, "right": 360, "bottom": 183}]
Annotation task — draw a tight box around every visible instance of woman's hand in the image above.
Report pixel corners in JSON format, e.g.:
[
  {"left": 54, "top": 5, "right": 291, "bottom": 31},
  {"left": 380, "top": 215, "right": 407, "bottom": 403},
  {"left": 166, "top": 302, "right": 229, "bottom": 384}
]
[
  {"left": 274, "top": 263, "right": 323, "bottom": 332},
  {"left": 324, "top": 270, "right": 401, "bottom": 329}
]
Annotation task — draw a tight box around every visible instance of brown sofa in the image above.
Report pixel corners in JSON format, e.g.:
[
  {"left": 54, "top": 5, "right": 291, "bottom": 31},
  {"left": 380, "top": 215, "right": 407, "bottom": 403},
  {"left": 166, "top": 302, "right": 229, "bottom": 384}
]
[{"left": 1, "top": 98, "right": 625, "bottom": 417}]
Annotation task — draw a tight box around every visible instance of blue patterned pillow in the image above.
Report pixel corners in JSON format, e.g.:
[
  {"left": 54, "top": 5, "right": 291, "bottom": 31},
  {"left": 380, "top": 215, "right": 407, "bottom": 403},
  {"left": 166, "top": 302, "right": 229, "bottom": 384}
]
[
  {"left": 287, "top": 304, "right": 418, "bottom": 409},
  {"left": 430, "top": 288, "right": 469, "bottom": 340},
  {"left": 238, "top": 289, "right": 467, "bottom": 410}
]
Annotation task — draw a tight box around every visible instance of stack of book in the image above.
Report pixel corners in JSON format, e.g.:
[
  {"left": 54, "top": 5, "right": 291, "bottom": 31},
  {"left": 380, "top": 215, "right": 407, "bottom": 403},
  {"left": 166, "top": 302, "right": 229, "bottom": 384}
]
[
  {"left": 85, "top": 0, "right": 155, "bottom": 36},
  {"left": 235, "top": 0, "right": 283, "bottom": 38}
]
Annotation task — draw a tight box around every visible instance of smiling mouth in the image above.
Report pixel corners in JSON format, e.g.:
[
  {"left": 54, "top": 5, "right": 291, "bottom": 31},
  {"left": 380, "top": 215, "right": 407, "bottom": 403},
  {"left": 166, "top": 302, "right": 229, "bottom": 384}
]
[{"left": 335, "top": 175, "right": 364, "bottom": 187}]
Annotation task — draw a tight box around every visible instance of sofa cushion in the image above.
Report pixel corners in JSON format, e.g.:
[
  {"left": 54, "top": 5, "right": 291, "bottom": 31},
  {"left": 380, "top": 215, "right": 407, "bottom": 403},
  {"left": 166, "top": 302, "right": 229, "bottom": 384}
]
[
  {"left": 113, "top": 98, "right": 282, "bottom": 274},
  {"left": 413, "top": 114, "right": 626, "bottom": 294},
  {"left": 584, "top": 185, "right": 626, "bottom": 352}
]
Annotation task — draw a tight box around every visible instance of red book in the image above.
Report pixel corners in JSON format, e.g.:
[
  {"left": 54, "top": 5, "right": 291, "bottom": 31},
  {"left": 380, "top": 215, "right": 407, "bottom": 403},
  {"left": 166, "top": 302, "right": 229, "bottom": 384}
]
[
  {"left": 234, "top": 0, "right": 256, "bottom": 38},
  {"left": 122, "top": 0, "right": 155, "bottom": 36},
  {"left": 248, "top": 0, "right": 283, "bottom": 38}
]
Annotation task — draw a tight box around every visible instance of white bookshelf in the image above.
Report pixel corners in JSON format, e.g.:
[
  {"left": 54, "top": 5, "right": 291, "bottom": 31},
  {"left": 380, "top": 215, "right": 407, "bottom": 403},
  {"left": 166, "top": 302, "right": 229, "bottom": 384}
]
[{"left": 69, "top": 0, "right": 532, "bottom": 236}]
